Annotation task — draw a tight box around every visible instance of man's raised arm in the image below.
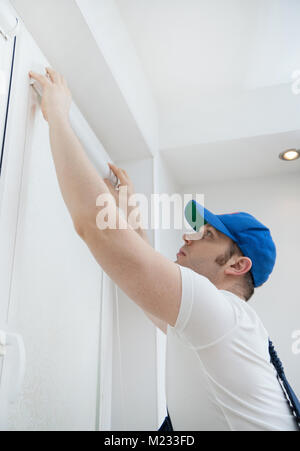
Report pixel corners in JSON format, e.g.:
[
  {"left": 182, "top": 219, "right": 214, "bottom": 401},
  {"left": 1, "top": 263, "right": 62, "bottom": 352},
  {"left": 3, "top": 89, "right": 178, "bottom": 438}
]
[{"left": 29, "top": 68, "right": 182, "bottom": 327}]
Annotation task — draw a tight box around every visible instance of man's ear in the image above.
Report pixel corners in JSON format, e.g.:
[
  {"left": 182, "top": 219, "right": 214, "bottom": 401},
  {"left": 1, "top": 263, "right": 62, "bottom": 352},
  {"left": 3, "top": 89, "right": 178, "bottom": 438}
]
[{"left": 224, "top": 256, "right": 252, "bottom": 278}]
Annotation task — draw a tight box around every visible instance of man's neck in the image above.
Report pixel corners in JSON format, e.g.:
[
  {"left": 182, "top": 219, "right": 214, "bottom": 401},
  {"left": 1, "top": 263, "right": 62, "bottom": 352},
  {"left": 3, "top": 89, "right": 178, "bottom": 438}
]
[
  {"left": 223, "top": 287, "right": 246, "bottom": 301},
  {"left": 216, "top": 280, "right": 246, "bottom": 301}
]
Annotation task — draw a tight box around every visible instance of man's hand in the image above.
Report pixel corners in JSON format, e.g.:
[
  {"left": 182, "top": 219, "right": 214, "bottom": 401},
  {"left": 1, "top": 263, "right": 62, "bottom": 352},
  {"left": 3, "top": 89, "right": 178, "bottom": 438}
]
[
  {"left": 104, "top": 163, "right": 151, "bottom": 245},
  {"left": 29, "top": 67, "right": 72, "bottom": 124},
  {"left": 104, "top": 163, "right": 135, "bottom": 209}
]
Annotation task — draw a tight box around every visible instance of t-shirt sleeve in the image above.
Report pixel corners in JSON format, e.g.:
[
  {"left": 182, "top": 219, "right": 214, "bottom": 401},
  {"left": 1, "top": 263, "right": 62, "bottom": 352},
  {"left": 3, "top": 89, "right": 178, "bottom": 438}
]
[{"left": 169, "top": 265, "right": 237, "bottom": 349}]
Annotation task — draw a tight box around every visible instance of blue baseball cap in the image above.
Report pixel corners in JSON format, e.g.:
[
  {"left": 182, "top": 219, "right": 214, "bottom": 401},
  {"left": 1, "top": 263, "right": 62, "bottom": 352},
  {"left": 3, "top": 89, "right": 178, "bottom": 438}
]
[{"left": 184, "top": 200, "right": 276, "bottom": 288}]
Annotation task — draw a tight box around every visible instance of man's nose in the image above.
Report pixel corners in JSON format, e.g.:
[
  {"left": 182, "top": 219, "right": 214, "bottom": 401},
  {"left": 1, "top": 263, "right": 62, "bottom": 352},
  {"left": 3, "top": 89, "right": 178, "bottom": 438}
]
[
  {"left": 183, "top": 228, "right": 205, "bottom": 244},
  {"left": 183, "top": 234, "right": 192, "bottom": 245},
  {"left": 182, "top": 233, "right": 198, "bottom": 244}
]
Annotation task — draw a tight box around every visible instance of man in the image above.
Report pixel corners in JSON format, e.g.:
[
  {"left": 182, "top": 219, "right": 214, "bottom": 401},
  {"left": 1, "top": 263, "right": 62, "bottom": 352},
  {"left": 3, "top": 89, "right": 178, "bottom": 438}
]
[{"left": 29, "top": 68, "right": 298, "bottom": 431}]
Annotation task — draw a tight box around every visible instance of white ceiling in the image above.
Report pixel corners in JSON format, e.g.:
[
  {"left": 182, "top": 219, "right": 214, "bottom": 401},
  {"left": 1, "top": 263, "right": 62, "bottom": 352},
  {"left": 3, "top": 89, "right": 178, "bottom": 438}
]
[
  {"left": 116, "top": 0, "right": 300, "bottom": 106},
  {"left": 11, "top": 0, "right": 158, "bottom": 162},
  {"left": 116, "top": 0, "right": 300, "bottom": 184},
  {"left": 162, "top": 130, "right": 300, "bottom": 185}
]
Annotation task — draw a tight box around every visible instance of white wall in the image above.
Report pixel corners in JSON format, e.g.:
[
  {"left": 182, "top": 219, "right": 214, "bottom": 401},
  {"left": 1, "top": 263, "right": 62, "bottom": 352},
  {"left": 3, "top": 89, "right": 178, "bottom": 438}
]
[
  {"left": 110, "top": 158, "right": 158, "bottom": 431},
  {"left": 184, "top": 171, "right": 300, "bottom": 395},
  {"left": 153, "top": 154, "right": 183, "bottom": 426},
  {"left": 154, "top": 154, "right": 184, "bottom": 260}
]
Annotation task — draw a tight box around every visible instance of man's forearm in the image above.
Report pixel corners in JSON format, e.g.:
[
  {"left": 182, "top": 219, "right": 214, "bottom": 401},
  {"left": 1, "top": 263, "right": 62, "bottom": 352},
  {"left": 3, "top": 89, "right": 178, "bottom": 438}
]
[
  {"left": 127, "top": 206, "right": 151, "bottom": 245},
  {"left": 48, "top": 117, "right": 112, "bottom": 228},
  {"left": 136, "top": 227, "right": 151, "bottom": 245}
]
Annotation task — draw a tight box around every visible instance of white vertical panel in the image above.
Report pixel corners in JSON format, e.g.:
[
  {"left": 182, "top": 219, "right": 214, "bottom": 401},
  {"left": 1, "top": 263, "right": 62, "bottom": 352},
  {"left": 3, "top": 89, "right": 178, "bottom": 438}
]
[
  {"left": 0, "top": 37, "right": 13, "bottom": 155},
  {"left": 153, "top": 154, "right": 183, "bottom": 428},
  {"left": 2, "top": 23, "right": 101, "bottom": 430},
  {"left": 110, "top": 158, "right": 158, "bottom": 431},
  {"left": 98, "top": 272, "right": 115, "bottom": 431},
  {"left": 0, "top": 32, "right": 19, "bottom": 419},
  {"left": 0, "top": 13, "right": 115, "bottom": 430},
  {"left": 0, "top": 32, "right": 16, "bottom": 328}
]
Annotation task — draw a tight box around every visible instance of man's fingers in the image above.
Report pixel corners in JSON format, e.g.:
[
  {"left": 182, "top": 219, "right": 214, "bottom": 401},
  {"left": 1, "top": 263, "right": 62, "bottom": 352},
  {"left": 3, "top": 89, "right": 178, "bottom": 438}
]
[
  {"left": 108, "top": 163, "right": 121, "bottom": 179},
  {"left": 29, "top": 71, "right": 50, "bottom": 88},
  {"left": 29, "top": 68, "right": 66, "bottom": 87},
  {"left": 104, "top": 179, "right": 117, "bottom": 197},
  {"left": 108, "top": 163, "right": 127, "bottom": 182},
  {"left": 45, "top": 67, "right": 61, "bottom": 84},
  {"left": 108, "top": 163, "right": 120, "bottom": 174},
  {"left": 61, "top": 76, "right": 69, "bottom": 89},
  {"left": 103, "top": 178, "right": 113, "bottom": 192},
  {"left": 104, "top": 177, "right": 118, "bottom": 190},
  {"left": 104, "top": 178, "right": 113, "bottom": 188}
]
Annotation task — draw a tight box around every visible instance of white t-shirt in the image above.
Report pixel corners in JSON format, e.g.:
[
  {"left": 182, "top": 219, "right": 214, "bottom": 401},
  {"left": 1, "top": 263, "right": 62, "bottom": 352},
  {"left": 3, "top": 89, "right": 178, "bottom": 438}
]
[{"left": 166, "top": 265, "right": 298, "bottom": 431}]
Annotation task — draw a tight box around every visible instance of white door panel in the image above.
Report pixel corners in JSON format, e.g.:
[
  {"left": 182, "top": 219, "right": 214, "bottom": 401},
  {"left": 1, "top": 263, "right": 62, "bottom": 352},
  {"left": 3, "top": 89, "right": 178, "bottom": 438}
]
[
  {"left": 0, "top": 16, "right": 111, "bottom": 431},
  {"left": 0, "top": 33, "right": 16, "bottom": 325},
  {"left": 0, "top": 36, "right": 14, "bottom": 164}
]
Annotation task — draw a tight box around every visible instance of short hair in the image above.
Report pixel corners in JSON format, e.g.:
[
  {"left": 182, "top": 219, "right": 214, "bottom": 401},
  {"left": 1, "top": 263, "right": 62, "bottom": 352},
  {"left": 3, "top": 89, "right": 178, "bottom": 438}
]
[{"left": 216, "top": 240, "right": 255, "bottom": 301}]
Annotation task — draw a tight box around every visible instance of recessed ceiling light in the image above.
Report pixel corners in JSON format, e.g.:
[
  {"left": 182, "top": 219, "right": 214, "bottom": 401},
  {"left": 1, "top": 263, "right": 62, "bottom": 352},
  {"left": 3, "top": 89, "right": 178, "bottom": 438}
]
[{"left": 279, "top": 149, "right": 300, "bottom": 161}]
